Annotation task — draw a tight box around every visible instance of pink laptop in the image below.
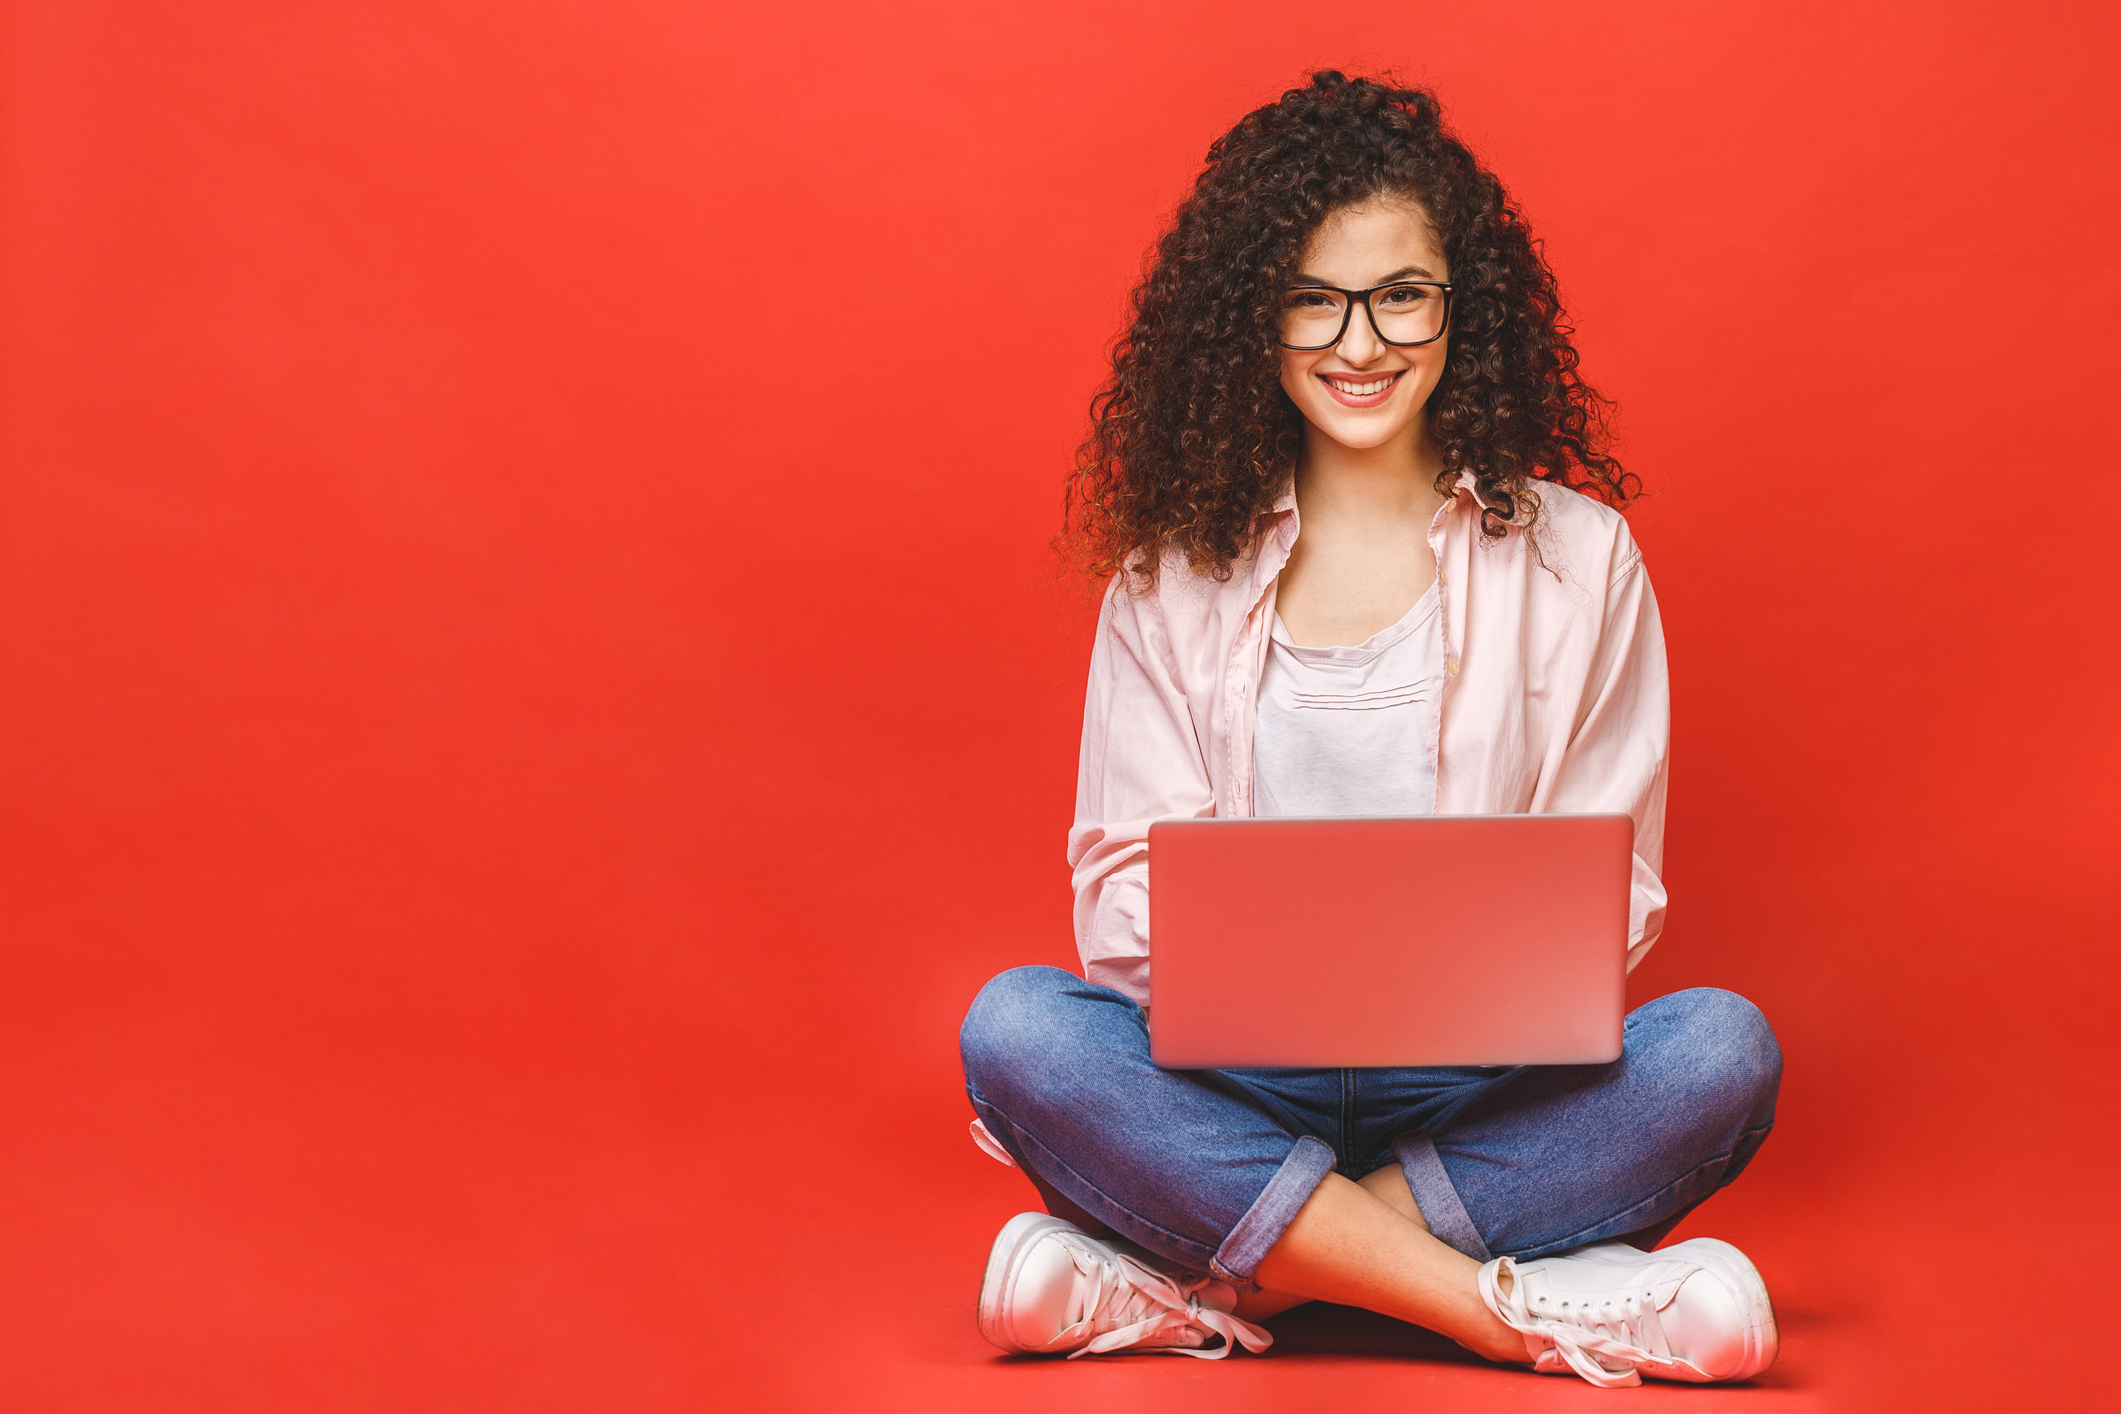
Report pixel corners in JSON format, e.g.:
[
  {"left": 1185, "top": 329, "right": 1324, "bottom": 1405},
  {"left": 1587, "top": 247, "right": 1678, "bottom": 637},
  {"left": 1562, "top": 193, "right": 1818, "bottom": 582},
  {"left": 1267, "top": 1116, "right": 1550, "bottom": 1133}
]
[{"left": 1146, "top": 815, "right": 1632, "bottom": 1069}]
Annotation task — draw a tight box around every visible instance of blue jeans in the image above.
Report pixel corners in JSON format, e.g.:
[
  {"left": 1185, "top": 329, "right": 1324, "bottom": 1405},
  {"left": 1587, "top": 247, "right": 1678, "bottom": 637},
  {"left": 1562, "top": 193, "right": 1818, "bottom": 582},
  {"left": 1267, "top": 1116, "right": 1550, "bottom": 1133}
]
[{"left": 960, "top": 966, "right": 1780, "bottom": 1290}]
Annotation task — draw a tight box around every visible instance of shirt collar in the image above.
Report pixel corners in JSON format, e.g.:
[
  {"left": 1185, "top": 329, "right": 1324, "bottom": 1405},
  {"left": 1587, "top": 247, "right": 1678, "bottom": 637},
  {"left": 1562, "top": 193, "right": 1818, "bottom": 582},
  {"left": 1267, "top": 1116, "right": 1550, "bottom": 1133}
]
[{"left": 1251, "top": 470, "right": 1488, "bottom": 602}]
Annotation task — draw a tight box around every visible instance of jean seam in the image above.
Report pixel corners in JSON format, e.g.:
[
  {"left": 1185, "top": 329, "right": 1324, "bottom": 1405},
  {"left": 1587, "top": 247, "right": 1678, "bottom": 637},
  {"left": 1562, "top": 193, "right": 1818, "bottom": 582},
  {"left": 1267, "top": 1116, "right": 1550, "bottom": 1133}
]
[
  {"left": 1527, "top": 1119, "right": 1778, "bottom": 1253},
  {"left": 965, "top": 1089, "right": 1234, "bottom": 1268},
  {"left": 1212, "top": 1136, "right": 1338, "bottom": 1287},
  {"left": 1393, "top": 1130, "right": 1491, "bottom": 1261},
  {"left": 1339, "top": 1069, "right": 1355, "bottom": 1179}
]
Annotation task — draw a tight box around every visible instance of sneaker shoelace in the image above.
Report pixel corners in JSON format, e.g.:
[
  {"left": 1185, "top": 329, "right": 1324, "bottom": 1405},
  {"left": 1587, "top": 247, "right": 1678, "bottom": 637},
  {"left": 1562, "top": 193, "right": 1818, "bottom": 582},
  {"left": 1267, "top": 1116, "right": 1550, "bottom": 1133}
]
[
  {"left": 1480, "top": 1256, "right": 1685, "bottom": 1388},
  {"left": 1058, "top": 1241, "right": 1273, "bottom": 1360}
]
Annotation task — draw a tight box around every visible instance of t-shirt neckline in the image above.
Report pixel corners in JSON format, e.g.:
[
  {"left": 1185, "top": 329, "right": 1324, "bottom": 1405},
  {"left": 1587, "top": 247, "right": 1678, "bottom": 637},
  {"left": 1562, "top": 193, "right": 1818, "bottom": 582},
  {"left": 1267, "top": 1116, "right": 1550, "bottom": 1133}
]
[{"left": 1270, "top": 581, "right": 1440, "bottom": 665}]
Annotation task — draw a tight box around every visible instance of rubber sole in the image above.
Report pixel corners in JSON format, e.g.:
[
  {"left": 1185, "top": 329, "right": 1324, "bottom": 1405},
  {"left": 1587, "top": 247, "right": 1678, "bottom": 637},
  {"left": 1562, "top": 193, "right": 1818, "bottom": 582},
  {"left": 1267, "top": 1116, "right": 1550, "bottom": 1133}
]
[{"left": 974, "top": 1212, "right": 1075, "bottom": 1353}]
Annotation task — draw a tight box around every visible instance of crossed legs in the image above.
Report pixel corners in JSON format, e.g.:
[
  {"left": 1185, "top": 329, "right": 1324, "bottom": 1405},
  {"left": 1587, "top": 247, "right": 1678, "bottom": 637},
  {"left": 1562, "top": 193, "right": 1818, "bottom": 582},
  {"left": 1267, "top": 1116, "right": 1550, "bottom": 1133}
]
[
  {"left": 1240, "top": 1164, "right": 1524, "bottom": 1360},
  {"left": 960, "top": 965, "right": 1782, "bottom": 1359}
]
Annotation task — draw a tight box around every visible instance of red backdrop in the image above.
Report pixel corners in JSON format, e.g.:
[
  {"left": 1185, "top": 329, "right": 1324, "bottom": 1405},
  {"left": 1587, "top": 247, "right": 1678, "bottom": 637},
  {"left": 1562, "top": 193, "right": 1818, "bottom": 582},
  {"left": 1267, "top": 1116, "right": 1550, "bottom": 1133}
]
[{"left": 2, "top": 2, "right": 2115, "bottom": 1409}]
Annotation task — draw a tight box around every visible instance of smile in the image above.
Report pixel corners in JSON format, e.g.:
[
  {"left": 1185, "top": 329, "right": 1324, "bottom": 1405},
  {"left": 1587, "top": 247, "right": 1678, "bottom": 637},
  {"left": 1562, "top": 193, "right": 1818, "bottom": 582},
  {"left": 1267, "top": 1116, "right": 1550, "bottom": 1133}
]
[{"left": 1317, "top": 370, "right": 1403, "bottom": 405}]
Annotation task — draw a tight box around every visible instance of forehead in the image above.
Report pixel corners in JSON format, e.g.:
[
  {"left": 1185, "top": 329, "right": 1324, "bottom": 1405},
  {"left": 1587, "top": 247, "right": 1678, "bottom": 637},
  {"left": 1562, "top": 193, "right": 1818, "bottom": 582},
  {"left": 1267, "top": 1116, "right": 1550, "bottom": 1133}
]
[{"left": 1299, "top": 198, "right": 1445, "bottom": 282}]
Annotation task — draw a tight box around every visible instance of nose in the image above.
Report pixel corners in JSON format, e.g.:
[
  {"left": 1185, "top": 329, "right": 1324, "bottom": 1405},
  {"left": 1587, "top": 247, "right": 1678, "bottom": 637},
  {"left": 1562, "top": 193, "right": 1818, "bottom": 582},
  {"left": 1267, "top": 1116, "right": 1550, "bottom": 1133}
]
[{"left": 1337, "top": 296, "right": 1387, "bottom": 364}]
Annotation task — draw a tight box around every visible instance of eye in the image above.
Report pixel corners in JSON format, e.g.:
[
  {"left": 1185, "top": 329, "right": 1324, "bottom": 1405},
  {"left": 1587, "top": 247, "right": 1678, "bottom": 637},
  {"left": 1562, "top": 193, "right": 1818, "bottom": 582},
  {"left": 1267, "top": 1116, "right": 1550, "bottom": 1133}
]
[
  {"left": 1377, "top": 284, "right": 1436, "bottom": 307},
  {"left": 1283, "top": 289, "right": 1339, "bottom": 309}
]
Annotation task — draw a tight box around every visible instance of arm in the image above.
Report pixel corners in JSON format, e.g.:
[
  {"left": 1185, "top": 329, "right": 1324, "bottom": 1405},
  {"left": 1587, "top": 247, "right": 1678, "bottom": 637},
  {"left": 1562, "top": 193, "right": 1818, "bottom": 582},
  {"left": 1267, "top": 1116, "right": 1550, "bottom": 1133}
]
[
  {"left": 1066, "top": 577, "right": 1218, "bottom": 1006},
  {"left": 1546, "top": 539, "right": 1671, "bottom": 972}
]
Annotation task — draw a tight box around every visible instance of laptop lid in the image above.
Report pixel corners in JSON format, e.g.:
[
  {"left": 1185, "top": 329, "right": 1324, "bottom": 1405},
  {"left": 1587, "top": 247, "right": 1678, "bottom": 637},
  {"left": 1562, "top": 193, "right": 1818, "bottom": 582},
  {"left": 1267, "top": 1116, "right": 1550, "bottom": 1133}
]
[{"left": 1146, "top": 814, "right": 1632, "bottom": 1069}]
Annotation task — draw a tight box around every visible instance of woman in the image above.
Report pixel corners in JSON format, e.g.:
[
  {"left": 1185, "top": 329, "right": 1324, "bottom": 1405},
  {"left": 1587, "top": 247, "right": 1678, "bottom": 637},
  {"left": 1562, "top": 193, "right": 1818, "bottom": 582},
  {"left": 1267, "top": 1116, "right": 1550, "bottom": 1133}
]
[{"left": 957, "top": 73, "right": 1782, "bottom": 1388}]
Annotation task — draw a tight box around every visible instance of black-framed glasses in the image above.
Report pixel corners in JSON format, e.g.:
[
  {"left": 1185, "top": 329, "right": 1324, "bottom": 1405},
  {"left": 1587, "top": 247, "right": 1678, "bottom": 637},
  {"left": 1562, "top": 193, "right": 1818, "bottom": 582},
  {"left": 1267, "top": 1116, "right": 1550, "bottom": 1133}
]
[{"left": 1275, "top": 280, "right": 1453, "bottom": 350}]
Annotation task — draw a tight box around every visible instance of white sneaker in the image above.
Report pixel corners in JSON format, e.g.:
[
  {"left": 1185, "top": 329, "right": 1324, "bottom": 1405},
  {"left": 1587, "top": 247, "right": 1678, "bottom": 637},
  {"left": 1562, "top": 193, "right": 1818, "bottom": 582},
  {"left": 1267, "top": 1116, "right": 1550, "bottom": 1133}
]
[
  {"left": 976, "top": 1212, "right": 1273, "bottom": 1359},
  {"left": 1477, "top": 1238, "right": 1779, "bottom": 1387}
]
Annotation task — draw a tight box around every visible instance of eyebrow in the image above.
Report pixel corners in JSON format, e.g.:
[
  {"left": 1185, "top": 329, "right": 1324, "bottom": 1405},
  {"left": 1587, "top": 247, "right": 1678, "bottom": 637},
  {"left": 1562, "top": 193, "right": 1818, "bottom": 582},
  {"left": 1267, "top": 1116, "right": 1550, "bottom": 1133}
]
[{"left": 1291, "top": 264, "right": 1439, "bottom": 286}]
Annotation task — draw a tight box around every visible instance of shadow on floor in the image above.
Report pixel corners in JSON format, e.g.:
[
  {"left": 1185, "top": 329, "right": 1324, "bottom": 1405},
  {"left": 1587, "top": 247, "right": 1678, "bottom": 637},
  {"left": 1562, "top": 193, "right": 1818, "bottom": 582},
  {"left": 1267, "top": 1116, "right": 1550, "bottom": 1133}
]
[
  {"left": 1263, "top": 1304, "right": 1490, "bottom": 1363},
  {"left": 1266, "top": 1301, "right": 1819, "bottom": 1396}
]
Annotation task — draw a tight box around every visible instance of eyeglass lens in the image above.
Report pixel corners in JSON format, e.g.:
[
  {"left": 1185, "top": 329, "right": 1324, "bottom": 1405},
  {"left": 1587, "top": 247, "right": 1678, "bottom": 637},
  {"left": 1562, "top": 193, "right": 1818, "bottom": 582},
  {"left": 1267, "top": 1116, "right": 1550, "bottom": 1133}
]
[{"left": 1277, "top": 284, "right": 1445, "bottom": 349}]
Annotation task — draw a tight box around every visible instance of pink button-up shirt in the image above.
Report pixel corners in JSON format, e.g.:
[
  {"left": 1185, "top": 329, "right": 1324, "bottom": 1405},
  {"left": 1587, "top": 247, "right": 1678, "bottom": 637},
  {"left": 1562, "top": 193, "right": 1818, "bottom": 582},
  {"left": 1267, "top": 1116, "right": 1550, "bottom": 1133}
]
[{"left": 1068, "top": 477, "right": 1671, "bottom": 1006}]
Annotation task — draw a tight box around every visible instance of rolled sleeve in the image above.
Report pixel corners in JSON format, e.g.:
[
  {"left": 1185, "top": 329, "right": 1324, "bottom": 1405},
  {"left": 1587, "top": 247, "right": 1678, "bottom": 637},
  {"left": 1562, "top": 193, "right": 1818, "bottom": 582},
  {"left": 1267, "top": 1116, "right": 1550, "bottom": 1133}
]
[
  {"left": 1068, "top": 578, "right": 1217, "bottom": 1007},
  {"left": 1549, "top": 540, "right": 1671, "bottom": 972}
]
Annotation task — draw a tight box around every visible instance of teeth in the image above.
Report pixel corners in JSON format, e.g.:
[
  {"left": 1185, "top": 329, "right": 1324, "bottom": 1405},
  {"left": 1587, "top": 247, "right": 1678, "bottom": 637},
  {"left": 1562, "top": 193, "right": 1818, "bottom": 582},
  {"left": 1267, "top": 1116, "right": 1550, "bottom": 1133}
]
[{"left": 1326, "top": 375, "right": 1394, "bottom": 396}]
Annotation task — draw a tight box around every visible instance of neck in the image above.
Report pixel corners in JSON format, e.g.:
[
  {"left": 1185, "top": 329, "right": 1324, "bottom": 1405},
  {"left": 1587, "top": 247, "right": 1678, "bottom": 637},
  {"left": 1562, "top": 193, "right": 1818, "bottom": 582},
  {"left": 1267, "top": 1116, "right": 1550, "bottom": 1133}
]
[{"left": 1293, "top": 420, "right": 1448, "bottom": 522}]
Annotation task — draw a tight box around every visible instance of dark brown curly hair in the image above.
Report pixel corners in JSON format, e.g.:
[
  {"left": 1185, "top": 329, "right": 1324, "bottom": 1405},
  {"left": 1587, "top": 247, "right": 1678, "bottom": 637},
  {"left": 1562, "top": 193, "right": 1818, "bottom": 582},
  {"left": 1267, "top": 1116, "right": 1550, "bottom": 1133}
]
[{"left": 1062, "top": 71, "right": 1637, "bottom": 586}]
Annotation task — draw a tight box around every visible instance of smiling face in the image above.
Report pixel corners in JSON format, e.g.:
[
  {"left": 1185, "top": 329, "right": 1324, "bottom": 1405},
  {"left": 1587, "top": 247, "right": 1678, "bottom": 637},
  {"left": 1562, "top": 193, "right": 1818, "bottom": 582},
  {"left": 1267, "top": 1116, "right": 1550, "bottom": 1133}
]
[{"left": 1276, "top": 197, "right": 1451, "bottom": 462}]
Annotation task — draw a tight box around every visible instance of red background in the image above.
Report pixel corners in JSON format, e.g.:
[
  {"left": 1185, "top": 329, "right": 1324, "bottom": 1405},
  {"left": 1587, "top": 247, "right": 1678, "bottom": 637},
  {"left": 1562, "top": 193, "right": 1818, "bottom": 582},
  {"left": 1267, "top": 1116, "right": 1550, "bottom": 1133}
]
[{"left": 3, "top": 2, "right": 2116, "bottom": 1409}]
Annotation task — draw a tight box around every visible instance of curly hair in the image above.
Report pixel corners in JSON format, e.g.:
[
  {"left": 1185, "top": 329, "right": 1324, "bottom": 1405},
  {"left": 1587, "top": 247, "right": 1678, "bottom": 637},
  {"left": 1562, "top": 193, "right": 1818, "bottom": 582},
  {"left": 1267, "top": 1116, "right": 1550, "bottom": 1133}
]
[{"left": 1061, "top": 71, "right": 1637, "bottom": 586}]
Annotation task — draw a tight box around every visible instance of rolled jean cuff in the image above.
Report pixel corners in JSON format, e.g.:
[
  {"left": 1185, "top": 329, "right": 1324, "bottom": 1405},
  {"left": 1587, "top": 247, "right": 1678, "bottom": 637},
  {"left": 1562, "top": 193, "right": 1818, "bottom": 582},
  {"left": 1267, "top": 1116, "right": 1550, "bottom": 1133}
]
[
  {"left": 1394, "top": 1130, "right": 1491, "bottom": 1261},
  {"left": 1210, "top": 1135, "right": 1336, "bottom": 1289}
]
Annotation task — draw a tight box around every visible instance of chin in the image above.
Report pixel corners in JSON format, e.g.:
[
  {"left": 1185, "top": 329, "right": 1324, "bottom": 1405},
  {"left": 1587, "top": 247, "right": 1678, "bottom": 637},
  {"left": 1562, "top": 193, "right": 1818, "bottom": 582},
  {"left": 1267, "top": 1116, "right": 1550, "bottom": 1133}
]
[{"left": 1311, "top": 413, "right": 1412, "bottom": 451}]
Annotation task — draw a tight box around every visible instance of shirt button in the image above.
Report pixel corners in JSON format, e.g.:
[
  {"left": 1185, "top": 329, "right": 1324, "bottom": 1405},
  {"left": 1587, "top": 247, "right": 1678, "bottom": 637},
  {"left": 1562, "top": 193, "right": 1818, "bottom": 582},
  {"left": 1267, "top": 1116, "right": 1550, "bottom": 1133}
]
[
  {"left": 1438, "top": 570, "right": 1448, "bottom": 585},
  {"left": 1446, "top": 659, "right": 1460, "bottom": 674}
]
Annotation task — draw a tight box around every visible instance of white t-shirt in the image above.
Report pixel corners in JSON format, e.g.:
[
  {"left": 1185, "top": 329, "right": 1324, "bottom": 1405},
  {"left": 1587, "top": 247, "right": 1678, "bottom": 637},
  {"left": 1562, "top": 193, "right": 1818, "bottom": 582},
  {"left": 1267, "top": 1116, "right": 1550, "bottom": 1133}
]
[{"left": 1252, "top": 584, "right": 1447, "bottom": 818}]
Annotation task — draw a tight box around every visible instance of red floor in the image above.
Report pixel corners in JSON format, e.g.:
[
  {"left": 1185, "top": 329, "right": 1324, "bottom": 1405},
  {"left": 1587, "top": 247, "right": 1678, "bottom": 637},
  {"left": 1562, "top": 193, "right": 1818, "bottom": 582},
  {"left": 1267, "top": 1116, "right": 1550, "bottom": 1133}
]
[{"left": 0, "top": 866, "right": 2108, "bottom": 1410}]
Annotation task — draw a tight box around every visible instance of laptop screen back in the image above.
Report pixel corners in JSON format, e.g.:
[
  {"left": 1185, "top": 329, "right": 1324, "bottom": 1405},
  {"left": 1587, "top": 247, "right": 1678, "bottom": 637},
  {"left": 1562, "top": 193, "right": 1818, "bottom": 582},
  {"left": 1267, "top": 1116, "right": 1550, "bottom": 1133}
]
[{"left": 1146, "top": 814, "right": 1632, "bottom": 1069}]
